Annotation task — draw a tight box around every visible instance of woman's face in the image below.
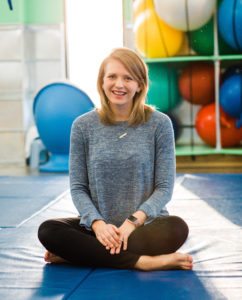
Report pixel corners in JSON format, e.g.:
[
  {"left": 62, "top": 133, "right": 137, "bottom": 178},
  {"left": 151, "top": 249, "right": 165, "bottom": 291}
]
[{"left": 102, "top": 58, "right": 140, "bottom": 113}]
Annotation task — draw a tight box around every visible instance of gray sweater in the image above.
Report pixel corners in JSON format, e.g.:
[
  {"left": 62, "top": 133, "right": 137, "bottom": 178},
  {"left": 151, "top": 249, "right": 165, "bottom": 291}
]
[{"left": 69, "top": 109, "right": 175, "bottom": 229}]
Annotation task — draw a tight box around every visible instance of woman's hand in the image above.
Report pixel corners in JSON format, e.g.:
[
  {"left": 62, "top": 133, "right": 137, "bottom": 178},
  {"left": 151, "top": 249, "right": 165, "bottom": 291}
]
[
  {"left": 117, "top": 220, "right": 136, "bottom": 252},
  {"left": 92, "top": 220, "right": 121, "bottom": 250}
]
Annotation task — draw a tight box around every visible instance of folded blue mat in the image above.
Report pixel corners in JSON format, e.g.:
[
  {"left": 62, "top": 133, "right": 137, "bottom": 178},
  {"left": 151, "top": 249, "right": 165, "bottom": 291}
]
[{"left": 0, "top": 175, "right": 69, "bottom": 228}]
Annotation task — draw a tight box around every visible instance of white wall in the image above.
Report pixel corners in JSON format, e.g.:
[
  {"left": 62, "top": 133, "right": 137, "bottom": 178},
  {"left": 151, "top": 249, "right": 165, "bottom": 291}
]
[{"left": 65, "top": 0, "right": 123, "bottom": 106}]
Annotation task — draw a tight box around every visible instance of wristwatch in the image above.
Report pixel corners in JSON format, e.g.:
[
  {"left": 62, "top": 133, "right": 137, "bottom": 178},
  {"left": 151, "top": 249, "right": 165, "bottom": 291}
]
[{"left": 127, "top": 215, "right": 141, "bottom": 227}]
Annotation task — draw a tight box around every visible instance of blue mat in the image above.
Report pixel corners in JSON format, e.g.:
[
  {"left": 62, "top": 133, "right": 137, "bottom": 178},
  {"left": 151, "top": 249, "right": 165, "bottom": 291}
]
[
  {"left": 0, "top": 175, "right": 69, "bottom": 228},
  {"left": 0, "top": 174, "right": 241, "bottom": 299}
]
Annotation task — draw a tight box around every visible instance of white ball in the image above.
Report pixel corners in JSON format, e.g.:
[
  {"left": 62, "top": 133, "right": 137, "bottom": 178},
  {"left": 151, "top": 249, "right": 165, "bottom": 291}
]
[{"left": 154, "top": 0, "right": 216, "bottom": 31}]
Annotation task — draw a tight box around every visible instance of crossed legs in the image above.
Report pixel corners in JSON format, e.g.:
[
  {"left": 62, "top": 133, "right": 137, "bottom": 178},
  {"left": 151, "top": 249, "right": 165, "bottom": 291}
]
[{"left": 38, "top": 216, "right": 192, "bottom": 271}]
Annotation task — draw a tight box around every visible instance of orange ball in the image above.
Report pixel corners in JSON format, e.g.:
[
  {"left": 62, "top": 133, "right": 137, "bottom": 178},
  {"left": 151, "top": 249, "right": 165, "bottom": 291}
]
[
  {"left": 195, "top": 103, "right": 242, "bottom": 147},
  {"left": 179, "top": 62, "right": 215, "bottom": 105}
]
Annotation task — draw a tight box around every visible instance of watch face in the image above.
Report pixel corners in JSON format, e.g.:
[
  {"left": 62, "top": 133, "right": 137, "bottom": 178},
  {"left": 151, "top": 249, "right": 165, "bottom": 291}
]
[{"left": 128, "top": 215, "right": 138, "bottom": 222}]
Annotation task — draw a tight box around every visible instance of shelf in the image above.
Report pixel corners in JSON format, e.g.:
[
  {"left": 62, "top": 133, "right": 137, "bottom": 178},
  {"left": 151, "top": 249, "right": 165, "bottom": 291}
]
[
  {"left": 176, "top": 145, "right": 220, "bottom": 156},
  {"left": 219, "top": 148, "right": 242, "bottom": 155},
  {"left": 145, "top": 54, "right": 242, "bottom": 64},
  {"left": 176, "top": 145, "right": 242, "bottom": 156}
]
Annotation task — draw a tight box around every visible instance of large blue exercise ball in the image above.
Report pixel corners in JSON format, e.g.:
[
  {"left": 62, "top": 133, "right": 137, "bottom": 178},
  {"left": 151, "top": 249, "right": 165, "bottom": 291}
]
[
  {"left": 220, "top": 74, "right": 242, "bottom": 128},
  {"left": 33, "top": 82, "right": 94, "bottom": 172},
  {"left": 218, "top": 0, "right": 242, "bottom": 51}
]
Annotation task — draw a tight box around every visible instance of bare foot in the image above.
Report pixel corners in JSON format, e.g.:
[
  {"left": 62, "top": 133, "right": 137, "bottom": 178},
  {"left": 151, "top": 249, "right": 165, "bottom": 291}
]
[
  {"left": 44, "top": 251, "right": 68, "bottom": 264},
  {"left": 135, "top": 252, "right": 193, "bottom": 271}
]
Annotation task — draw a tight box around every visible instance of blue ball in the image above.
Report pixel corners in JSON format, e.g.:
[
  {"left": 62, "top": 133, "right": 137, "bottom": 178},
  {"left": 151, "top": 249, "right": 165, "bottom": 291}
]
[
  {"left": 220, "top": 74, "right": 242, "bottom": 128},
  {"left": 218, "top": 0, "right": 242, "bottom": 51},
  {"left": 34, "top": 82, "right": 94, "bottom": 154}
]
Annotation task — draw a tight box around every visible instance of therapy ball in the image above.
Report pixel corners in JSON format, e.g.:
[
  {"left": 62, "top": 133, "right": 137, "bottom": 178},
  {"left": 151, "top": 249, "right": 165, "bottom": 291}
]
[
  {"left": 134, "top": 9, "right": 184, "bottom": 58},
  {"left": 195, "top": 103, "right": 242, "bottom": 147},
  {"left": 133, "top": 0, "right": 154, "bottom": 19},
  {"left": 147, "top": 63, "right": 181, "bottom": 112},
  {"left": 218, "top": 0, "right": 242, "bottom": 51},
  {"left": 154, "top": 0, "right": 216, "bottom": 31},
  {"left": 178, "top": 62, "right": 214, "bottom": 105},
  {"left": 220, "top": 74, "right": 242, "bottom": 127}
]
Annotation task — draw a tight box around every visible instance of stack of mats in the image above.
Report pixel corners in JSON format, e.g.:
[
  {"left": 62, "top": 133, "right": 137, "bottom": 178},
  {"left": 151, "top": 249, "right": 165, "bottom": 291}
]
[{"left": 0, "top": 173, "right": 241, "bottom": 299}]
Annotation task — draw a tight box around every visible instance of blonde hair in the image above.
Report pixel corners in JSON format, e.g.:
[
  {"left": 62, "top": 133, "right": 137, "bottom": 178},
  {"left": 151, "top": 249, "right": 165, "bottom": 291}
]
[{"left": 97, "top": 47, "right": 154, "bottom": 125}]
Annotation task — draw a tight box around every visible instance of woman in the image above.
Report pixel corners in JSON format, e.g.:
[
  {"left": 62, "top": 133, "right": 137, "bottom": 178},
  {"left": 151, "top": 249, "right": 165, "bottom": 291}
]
[{"left": 38, "top": 47, "right": 193, "bottom": 271}]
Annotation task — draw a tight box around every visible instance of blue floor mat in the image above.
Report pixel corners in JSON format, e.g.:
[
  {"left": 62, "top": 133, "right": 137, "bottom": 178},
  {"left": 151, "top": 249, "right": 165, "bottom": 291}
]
[
  {"left": 0, "top": 175, "right": 69, "bottom": 228},
  {"left": 0, "top": 173, "right": 241, "bottom": 299}
]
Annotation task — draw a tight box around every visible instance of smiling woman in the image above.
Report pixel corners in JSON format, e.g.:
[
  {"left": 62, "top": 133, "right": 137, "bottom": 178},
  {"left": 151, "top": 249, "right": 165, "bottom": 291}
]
[
  {"left": 38, "top": 47, "right": 192, "bottom": 271},
  {"left": 65, "top": 0, "right": 123, "bottom": 105}
]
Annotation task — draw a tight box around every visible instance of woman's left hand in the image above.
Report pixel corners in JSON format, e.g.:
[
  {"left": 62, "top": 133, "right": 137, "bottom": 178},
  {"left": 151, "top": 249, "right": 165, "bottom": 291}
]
[{"left": 108, "top": 220, "right": 136, "bottom": 255}]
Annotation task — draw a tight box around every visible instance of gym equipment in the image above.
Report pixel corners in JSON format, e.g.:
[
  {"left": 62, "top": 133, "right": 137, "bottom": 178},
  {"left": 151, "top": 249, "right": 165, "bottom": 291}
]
[
  {"left": 195, "top": 103, "right": 242, "bottom": 147},
  {"left": 178, "top": 62, "right": 215, "bottom": 105},
  {"left": 167, "top": 113, "right": 182, "bottom": 141},
  {"left": 33, "top": 82, "right": 94, "bottom": 172},
  {"left": 154, "top": 0, "right": 216, "bottom": 31},
  {"left": 220, "top": 73, "right": 242, "bottom": 128},
  {"left": 218, "top": 0, "right": 242, "bottom": 51},
  {"left": 133, "top": 0, "right": 154, "bottom": 19},
  {"left": 134, "top": 9, "right": 184, "bottom": 58},
  {"left": 1, "top": 174, "right": 242, "bottom": 299},
  {"left": 147, "top": 63, "right": 181, "bottom": 112},
  {"left": 190, "top": 18, "right": 239, "bottom": 55}
]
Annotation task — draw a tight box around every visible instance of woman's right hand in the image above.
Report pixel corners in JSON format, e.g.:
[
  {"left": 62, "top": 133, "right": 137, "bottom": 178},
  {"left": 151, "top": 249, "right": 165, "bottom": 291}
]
[{"left": 92, "top": 220, "right": 121, "bottom": 251}]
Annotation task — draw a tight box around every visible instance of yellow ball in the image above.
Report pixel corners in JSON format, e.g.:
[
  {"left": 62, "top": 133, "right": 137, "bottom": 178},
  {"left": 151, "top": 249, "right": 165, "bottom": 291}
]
[
  {"left": 134, "top": 9, "right": 184, "bottom": 58},
  {"left": 133, "top": 0, "right": 154, "bottom": 19}
]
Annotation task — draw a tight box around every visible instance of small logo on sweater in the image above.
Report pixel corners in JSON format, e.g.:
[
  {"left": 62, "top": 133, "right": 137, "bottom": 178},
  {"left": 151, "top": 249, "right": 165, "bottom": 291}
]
[{"left": 119, "top": 133, "right": 127, "bottom": 139}]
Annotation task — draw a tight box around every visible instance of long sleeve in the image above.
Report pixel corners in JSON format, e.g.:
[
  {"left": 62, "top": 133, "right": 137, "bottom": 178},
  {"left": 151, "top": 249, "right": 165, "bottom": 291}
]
[
  {"left": 69, "top": 110, "right": 175, "bottom": 228},
  {"left": 138, "top": 115, "right": 175, "bottom": 219},
  {"left": 69, "top": 119, "right": 104, "bottom": 229}
]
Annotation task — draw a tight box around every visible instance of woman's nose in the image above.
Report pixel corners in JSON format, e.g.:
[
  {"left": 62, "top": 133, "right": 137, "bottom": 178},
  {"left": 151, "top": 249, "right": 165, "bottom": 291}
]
[{"left": 114, "top": 77, "right": 124, "bottom": 88}]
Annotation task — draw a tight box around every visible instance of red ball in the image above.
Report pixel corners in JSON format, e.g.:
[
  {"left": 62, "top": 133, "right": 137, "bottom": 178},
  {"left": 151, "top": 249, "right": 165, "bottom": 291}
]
[
  {"left": 179, "top": 62, "right": 215, "bottom": 105},
  {"left": 195, "top": 103, "right": 242, "bottom": 147}
]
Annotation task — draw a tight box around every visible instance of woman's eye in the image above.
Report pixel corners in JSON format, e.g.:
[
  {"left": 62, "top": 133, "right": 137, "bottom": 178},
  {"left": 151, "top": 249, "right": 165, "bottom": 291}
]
[{"left": 125, "top": 77, "right": 132, "bottom": 81}]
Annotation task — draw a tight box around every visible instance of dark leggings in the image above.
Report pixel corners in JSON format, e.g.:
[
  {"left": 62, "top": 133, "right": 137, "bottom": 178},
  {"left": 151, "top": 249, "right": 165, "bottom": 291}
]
[{"left": 38, "top": 216, "right": 189, "bottom": 269}]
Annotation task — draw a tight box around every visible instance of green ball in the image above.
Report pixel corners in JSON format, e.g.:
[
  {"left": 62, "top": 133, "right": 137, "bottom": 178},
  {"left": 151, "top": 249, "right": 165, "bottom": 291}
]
[
  {"left": 146, "top": 63, "right": 180, "bottom": 112},
  {"left": 190, "top": 18, "right": 239, "bottom": 55},
  {"left": 190, "top": 19, "right": 213, "bottom": 55}
]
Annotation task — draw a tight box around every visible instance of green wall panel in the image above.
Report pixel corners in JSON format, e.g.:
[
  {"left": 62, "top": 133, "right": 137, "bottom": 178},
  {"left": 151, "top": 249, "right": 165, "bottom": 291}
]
[
  {"left": 0, "top": 0, "right": 24, "bottom": 24},
  {"left": 0, "top": 0, "right": 64, "bottom": 24},
  {"left": 24, "top": 0, "right": 64, "bottom": 24}
]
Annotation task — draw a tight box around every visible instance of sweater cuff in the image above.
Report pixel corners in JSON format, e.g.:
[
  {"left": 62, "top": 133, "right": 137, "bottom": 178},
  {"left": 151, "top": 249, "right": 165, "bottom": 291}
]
[
  {"left": 79, "top": 212, "right": 104, "bottom": 230},
  {"left": 138, "top": 203, "right": 154, "bottom": 219}
]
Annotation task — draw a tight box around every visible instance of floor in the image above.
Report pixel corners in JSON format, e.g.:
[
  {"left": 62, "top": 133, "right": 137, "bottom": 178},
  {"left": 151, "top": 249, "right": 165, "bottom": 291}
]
[{"left": 0, "top": 169, "right": 241, "bottom": 299}]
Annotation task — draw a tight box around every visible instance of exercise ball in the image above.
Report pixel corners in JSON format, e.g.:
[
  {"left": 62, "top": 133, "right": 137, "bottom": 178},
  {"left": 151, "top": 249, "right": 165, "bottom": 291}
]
[
  {"left": 166, "top": 113, "right": 182, "bottom": 141},
  {"left": 195, "top": 103, "right": 242, "bottom": 147},
  {"left": 178, "top": 62, "right": 214, "bottom": 105},
  {"left": 133, "top": 0, "right": 154, "bottom": 19},
  {"left": 190, "top": 18, "right": 239, "bottom": 55},
  {"left": 190, "top": 19, "right": 214, "bottom": 55},
  {"left": 147, "top": 63, "right": 181, "bottom": 112},
  {"left": 33, "top": 82, "right": 94, "bottom": 172},
  {"left": 218, "top": 0, "right": 242, "bottom": 51},
  {"left": 134, "top": 9, "right": 184, "bottom": 58},
  {"left": 221, "top": 64, "right": 242, "bottom": 81},
  {"left": 154, "top": 0, "right": 216, "bottom": 31},
  {"left": 220, "top": 74, "right": 242, "bottom": 128}
]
